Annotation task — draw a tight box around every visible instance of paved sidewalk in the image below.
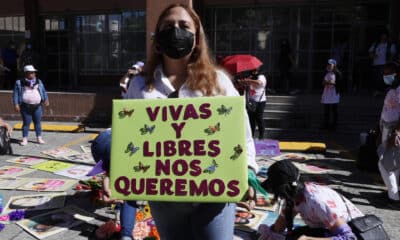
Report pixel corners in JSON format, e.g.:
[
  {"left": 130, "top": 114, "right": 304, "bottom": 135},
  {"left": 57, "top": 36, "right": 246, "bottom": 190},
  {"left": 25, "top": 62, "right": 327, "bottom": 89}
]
[{"left": 0, "top": 126, "right": 399, "bottom": 240}]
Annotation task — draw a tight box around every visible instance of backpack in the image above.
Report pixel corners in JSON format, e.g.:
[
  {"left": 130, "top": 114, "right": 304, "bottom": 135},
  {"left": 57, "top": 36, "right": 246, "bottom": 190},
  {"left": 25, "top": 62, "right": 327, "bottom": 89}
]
[{"left": 0, "top": 127, "right": 12, "bottom": 155}]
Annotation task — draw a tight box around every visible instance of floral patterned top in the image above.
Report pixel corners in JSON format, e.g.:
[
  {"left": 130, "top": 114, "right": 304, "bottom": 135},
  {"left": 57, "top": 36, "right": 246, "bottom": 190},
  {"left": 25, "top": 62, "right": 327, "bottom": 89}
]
[
  {"left": 381, "top": 86, "right": 400, "bottom": 123},
  {"left": 293, "top": 182, "right": 363, "bottom": 229}
]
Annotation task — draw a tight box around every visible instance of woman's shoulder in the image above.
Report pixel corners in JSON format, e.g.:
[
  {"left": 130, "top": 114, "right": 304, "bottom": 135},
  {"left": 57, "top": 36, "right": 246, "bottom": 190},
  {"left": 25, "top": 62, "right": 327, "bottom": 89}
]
[{"left": 215, "top": 69, "right": 238, "bottom": 96}]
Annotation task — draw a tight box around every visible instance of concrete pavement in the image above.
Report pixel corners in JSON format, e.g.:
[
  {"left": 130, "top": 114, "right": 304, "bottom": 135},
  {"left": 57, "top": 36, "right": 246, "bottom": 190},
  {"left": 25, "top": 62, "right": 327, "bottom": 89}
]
[{"left": 0, "top": 123, "right": 399, "bottom": 240}]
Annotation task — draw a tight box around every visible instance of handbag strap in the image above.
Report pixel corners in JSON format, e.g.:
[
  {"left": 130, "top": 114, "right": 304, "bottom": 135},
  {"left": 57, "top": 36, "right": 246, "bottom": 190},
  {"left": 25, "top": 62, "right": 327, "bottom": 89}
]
[{"left": 338, "top": 193, "right": 353, "bottom": 221}]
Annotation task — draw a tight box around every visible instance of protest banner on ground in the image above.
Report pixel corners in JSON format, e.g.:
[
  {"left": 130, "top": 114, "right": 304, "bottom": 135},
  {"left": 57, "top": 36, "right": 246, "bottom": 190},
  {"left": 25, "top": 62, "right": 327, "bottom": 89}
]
[
  {"left": 0, "top": 166, "right": 35, "bottom": 178},
  {"left": 16, "top": 205, "right": 94, "bottom": 239},
  {"left": 110, "top": 96, "right": 249, "bottom": 202},
  {"left": 6, "top": 156, "right": 48, "bottom": 166},
  {"left": 3, "top": 192, "right": 66, "bottom": 214},
  {"left": 17, "top": 178, "right": 77, "bottom": 191}
]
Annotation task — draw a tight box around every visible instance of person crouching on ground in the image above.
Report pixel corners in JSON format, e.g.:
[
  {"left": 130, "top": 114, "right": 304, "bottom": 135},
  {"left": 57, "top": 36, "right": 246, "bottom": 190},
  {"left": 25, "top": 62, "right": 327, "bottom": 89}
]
[
  {"left": 12, "top": 65, "right": 49, "bottom": 146},
  {"left": 258, "top": 160, "right": 363, "bottom": 240}
]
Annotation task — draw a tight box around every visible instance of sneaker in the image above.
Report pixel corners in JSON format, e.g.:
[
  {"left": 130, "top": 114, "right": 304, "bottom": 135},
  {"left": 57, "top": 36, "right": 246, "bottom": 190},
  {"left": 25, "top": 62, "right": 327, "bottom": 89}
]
[
  {"left": 37, "top": 137, "right": 45, "bottom": 144},
  {"left": 20, "top": 138, "right": 28, "bottom": 146}
]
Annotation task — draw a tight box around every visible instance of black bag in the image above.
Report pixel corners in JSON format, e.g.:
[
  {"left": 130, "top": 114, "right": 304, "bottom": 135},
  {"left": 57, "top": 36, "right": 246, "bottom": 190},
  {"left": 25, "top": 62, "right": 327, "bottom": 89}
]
[
  {"left": 246, "top": 89, "right": 264, "bottom": 113},
  {"left": 246, "top": 98, "right": 258, "bottom": 113},
  {"left": 348, "top": 214, "right": 390, "bottom": 240},
  {"left": 0, "top": 126, "right": 12, "bottom": 155},
  {"left": 340, "top": 194, "right": 390, "bottom": 240}
]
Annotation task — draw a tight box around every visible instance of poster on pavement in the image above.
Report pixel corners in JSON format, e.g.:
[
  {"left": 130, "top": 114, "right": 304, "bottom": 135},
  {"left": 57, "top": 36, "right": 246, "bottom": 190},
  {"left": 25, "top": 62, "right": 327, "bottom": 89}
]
[
  {"left": 63, "top": 152, "right": 95, "bottom": 164},
  {"left": 0, "top": 166, "right": 35, "bottom": 178},
  {"left": 16, "top": 205, "right": 94, "bottom": 239},
  {"left": 41, "top": 147, "right": 80, "bottom": 159},
  {"left": 31, "top": 160, "right": 74, "bottom": 173},
  {"left": 17, "top": 178, "right": 77, "bottom": 191},
  {"left": 54, "top": 165, "right": 93, "bottom": 180},
  {"left": 110, "top": 96, "right": 249, "bottom": 202},
  {"left": 0, "top": 178, "right": 29, "bottom": 189},
  {"left": 6, "top": 156, "right": 48, "bottom": 166},
  {"left": 80, "top": 145, "right": 92, "bottom": 153},
  {"left": 3, "top": 192, "right": 66, "bottom": 214}
]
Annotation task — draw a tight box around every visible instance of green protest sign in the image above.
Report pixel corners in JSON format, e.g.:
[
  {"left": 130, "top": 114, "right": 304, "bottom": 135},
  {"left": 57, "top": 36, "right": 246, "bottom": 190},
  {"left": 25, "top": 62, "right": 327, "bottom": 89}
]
[{"left": 110, "top": 96, "right": 248, "bottom": 202}]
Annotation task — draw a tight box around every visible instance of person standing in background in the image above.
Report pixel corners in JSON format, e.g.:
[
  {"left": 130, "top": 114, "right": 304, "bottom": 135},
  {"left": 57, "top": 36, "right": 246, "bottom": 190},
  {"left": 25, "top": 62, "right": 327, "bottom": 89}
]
[
  {"left": 377, "top": 62, "right": 400, "bottom": 204},
  {"left": 321, "top": 59, "right": 341, "bottom": 131},
  {"left": 1, "top": 40, "right": 18, "bottom": 89},
  {"left": 119, "top": 61, "right": 144, "bottom": 98},
  {"left": 368, "top": 31, "right": 396, "bottom": 96},
  {"left": 13, "top": 65, "right": 49, "bottom": 146},
  {"left": 242, "top": 69, "right": 267, "bottom": 139}
]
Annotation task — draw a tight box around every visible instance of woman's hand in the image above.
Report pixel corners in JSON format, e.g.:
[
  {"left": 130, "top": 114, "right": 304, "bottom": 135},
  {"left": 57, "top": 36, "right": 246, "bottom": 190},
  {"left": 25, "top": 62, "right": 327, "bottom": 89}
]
[
  {"left": 237, "top": 185, "right": 256, "bottom": 211},
  {"left": 43, "top": 100, "right": 49, "bottom": 107},
  {"left": 14, "top": 105, "right": 20, "bottom": 112},
  {"left": 102, "top": 176, "right": 122, "bottom": 204}
]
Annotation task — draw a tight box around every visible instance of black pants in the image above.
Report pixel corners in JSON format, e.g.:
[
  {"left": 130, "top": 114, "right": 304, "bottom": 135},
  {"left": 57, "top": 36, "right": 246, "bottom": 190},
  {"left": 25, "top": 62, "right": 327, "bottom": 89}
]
[
  {"left": 323, "top": 103, "right": 338, "bottom": 130},
  {"left": 248, "top": 101, "right": 266, "bottom": 139},
  {"left": 371, "top": 65, "right": 385, "bottom": 92}
]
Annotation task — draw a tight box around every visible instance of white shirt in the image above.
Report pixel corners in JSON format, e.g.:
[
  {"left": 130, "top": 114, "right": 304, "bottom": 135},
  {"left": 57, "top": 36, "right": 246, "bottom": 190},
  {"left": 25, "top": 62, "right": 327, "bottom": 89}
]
[
  {"left": 369, "top": 42, "right": 396, "bottom": 66},
  {"left": 249, "top": 74, "right": 267, "bottom": 102},
  {"left": 321, "top": 72, "right": 340, "bottom": 104},
  {"left": 126, "top": 65, "right": 259, "bottom": 172},
  {"left": 294, "top": 182, "right": 363, "bottom": 229}
]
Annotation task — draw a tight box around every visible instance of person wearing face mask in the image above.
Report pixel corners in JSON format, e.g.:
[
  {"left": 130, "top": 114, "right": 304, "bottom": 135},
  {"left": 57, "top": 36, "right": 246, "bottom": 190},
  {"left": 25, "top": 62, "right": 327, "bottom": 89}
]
[
  {"left": 124, "top": 4, "right": 259, "bottom": 240},
  {"left": 378, "top": 62, "right": 400, "bottom": 205},
  {"left": 13, "top": 65, "right": 49, "bottom": 146},
  {"left": 320, "top": 59, "right": 341, "bottom": 131}
]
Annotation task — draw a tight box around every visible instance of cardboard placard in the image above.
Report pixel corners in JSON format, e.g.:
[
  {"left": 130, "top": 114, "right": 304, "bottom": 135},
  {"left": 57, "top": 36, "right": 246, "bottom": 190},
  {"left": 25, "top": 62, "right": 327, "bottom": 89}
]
[{"left": 110, "top": 96, "right": 248, "bottom": 202}]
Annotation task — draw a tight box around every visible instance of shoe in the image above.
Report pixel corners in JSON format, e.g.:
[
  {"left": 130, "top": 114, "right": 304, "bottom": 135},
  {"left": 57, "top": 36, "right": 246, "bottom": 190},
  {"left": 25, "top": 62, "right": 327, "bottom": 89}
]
[
  {"left": 20, "top": 138, "right": 28, "bottom": 146},
  {"left": 37, "top": 137, "right": 45, "bottom": 144}
]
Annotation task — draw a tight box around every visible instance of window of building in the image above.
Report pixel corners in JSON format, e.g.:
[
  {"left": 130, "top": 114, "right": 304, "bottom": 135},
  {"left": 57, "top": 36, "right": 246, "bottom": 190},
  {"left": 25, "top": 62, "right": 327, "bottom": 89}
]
[
  {"left": 76, "top": 11, "right": 146, "bottom": 77},
  {"left": 0, "top": 16, "right": 25, "bottom": 55}
]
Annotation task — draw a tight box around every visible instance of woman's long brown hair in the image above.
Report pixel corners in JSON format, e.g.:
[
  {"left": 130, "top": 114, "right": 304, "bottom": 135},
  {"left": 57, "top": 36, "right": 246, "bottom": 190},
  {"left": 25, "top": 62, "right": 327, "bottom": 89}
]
[{"left": 144, "top": 3, "right": 223, "bottom": 96}]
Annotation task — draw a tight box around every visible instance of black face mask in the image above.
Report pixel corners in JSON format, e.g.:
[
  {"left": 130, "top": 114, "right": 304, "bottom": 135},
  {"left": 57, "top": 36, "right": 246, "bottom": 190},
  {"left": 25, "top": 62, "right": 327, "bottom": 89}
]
[{"left": 157, "top": 27, "right": 194, "bottom": 59}]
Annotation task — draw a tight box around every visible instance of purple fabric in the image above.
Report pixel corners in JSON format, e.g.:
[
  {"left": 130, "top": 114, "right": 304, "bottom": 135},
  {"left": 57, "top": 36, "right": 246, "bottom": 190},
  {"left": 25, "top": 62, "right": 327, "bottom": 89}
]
[
  {"left": 330, "top": 224, "right": 356, "bottom": 240},
  {"left": 86, "top": 160, "right": 105, "bottom": 176},
  {"left": 24, "top": 78, "right": 36, "bottom": 87},
  {"left": 254, "top": 139, "right": 280, "bottom": 156}
]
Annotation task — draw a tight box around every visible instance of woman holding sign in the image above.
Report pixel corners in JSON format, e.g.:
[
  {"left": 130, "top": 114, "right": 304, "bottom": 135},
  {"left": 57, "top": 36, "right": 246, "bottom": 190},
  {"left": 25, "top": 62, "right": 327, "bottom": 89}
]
[{"left": 125, "top": 3, "right": 259, "bottom": 240}]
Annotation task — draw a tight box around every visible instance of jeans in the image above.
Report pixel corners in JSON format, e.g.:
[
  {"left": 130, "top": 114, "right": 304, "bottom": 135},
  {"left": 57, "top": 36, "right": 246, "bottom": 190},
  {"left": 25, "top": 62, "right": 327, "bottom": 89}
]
[
  {"left": 20, "top": 103, "right": 42, "bottom": 138},
  {"left": 248, "top": 101, "right": 266, "bottom": 139},
  {"left": 120, "top": 201, "right": 137, "bottom": 239},
  {"left": 149, "top": 202, "right": 235, "bottom": 240}
]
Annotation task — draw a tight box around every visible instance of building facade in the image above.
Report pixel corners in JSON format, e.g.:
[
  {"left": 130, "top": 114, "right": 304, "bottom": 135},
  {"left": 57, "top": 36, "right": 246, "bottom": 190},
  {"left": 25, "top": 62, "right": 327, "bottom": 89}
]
[{"left": 0, "top": 0, "right": 397, "bottom": 92}]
